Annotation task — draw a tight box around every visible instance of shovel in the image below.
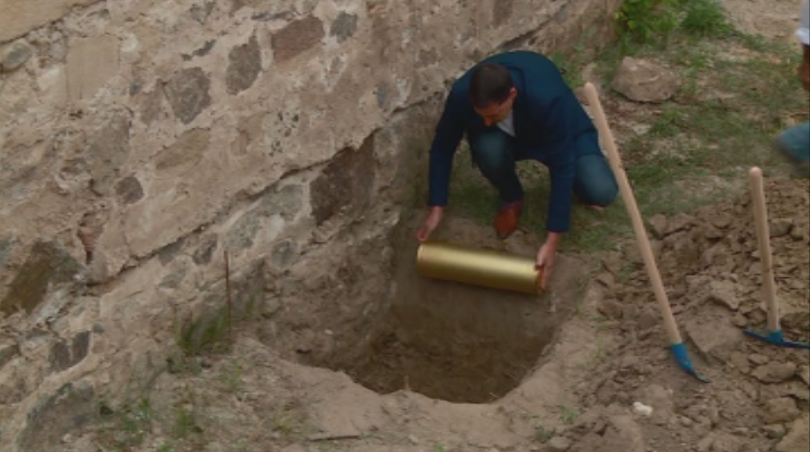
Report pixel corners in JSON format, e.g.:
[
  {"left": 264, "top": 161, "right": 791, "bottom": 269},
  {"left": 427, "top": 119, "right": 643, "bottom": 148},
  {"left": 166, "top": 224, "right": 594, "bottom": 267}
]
[
  {"left": 743, "top": 167, "right": 809, "bottom": 349},
  {"left": 582, "top": 83, "right": 710, "bottom": 383}
]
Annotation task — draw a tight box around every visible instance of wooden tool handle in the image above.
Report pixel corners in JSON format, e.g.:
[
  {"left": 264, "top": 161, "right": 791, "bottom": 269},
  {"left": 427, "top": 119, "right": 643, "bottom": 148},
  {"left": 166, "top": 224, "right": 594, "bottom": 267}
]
[
  {"left": 582, "top": 83, "right": 683, "bottom": 345},
  {"left": 749, "top": 167, "right": 779, "bottom": 331}
]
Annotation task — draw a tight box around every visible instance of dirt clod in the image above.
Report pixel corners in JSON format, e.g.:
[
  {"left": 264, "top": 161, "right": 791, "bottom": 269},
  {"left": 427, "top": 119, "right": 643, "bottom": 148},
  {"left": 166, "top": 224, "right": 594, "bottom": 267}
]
[{"left": 752, "top": 362, "right": 798, "bottom": 384}]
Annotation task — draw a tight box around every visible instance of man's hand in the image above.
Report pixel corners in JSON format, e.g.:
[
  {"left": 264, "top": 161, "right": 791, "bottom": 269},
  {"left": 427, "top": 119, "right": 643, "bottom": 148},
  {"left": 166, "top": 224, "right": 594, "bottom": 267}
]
[
  {"left": 535, "top": 232, "right": 562, "bottom": 290},
  {"left": 416, "top": 206, "right": 444, "bottom": 242}
]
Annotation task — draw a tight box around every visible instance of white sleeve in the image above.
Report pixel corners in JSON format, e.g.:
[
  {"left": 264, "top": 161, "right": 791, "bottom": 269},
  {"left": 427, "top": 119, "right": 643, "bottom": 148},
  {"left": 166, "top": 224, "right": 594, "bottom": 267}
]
[{"left": 799, "top": 0, "right": 810, "bottom": 45}]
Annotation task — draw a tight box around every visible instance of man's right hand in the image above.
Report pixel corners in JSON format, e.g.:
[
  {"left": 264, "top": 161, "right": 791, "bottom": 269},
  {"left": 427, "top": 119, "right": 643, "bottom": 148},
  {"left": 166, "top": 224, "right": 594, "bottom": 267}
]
[{"left": 416, "top": 206, "right": 444, "bottom": 242}]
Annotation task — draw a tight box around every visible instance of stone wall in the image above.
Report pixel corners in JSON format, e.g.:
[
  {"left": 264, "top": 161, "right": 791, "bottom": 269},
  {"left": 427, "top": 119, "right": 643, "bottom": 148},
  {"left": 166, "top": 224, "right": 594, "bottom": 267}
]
[{"left": 0, "top": 0, "right": 621, "bottom": 450}]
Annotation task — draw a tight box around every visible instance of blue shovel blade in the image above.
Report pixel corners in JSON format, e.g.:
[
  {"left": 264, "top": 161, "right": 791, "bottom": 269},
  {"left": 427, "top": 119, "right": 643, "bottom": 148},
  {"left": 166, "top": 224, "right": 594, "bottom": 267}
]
[
  {"left": 744, "top": 329, "right": 810, "bottom": 349},
  {"left": 671, "top": 342, "right": 711, "bottom": 383}
]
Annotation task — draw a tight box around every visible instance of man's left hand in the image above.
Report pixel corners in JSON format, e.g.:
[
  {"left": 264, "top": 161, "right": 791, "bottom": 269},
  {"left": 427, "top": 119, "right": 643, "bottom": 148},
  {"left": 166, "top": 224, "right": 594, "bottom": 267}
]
[{"left": 534, "top": 242, "right": 556, "bottom": 291}]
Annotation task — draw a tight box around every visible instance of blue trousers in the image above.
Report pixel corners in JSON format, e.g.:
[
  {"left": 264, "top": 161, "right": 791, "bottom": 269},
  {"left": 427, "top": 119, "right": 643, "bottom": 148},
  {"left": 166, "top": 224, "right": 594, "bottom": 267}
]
[{"left": 469, "top": 128, "right": 618, "bottom": 207}]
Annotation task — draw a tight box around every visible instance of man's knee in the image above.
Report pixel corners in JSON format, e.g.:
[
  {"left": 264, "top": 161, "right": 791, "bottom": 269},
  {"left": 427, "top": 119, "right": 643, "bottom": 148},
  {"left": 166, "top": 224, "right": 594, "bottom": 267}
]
[
  {"left": 587, "top": 177, "right": 619, "bottom": 207},
  {"left": 470, "top": 131, "right": 515, "bottom": 175},
  {"left": 575, "top": 154, "right": 618, "bottom": 207}
]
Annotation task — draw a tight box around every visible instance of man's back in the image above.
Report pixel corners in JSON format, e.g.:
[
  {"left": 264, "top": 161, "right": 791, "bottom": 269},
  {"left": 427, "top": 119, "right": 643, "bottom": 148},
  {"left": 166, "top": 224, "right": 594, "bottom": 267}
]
[{"left": 435, "top": 50, "right": 595, "bottom": 161}]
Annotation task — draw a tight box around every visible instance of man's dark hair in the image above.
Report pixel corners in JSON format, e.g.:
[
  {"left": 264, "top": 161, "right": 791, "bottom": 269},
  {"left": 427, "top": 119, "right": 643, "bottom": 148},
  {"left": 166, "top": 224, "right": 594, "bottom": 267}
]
[{"left": 469, "top": 63, "right": 514, "bottom": 108}]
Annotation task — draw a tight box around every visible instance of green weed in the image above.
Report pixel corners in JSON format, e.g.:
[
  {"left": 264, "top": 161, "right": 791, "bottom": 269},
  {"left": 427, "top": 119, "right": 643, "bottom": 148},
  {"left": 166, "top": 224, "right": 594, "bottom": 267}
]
[
  {"left": 535, "top": 427, "right": 554, "bottom": 443},
  {"left": 680, "top": 0, "right": 734, "bottom": 37},
  {"left": 558, "top": 405, "right": 581, "bottom": 425}
]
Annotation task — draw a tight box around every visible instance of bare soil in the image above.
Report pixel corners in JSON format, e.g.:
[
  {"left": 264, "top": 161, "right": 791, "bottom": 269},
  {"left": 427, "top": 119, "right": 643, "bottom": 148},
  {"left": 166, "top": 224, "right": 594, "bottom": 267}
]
[{"left": 719, "top": 0, "right": 805, "bottom": 42}]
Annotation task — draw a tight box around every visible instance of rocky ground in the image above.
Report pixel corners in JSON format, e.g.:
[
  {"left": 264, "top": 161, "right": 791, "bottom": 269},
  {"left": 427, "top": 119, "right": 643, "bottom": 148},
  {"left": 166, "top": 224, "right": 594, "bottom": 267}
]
[{"left": 56, "top": 175, "right": 808, "bottom": 452}]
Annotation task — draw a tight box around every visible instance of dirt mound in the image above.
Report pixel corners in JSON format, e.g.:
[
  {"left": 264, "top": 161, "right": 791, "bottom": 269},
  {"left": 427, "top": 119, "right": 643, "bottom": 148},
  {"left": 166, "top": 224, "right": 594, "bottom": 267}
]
[{"left": 574, "top": 176, "right": 810, "bottom": 452}]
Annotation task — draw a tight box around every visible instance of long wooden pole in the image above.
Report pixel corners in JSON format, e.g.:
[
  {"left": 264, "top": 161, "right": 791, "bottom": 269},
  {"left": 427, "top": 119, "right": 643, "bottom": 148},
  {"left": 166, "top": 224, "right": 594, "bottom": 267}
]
[
  {"left": 749, "top": 167, "right": 780, "bottom": 332},
  {"left": 582, "top": 83, "right": 682, "bottom": 345}
]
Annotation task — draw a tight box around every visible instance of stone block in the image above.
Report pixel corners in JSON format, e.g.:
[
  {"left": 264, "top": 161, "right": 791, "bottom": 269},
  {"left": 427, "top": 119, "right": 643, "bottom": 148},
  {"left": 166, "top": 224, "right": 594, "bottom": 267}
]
[
  {"left": 1, "top": 40, "right": 33, "bottom": 72},
  {"left": 310, "top": 136, "right": 375, "bottom": 226},
  {"left": 493, "top": 0, "right": 515, "bottom": 27},
  {"left": 0, "top": 235, "right": 14, "bottom": 268},
  {"left": 154, "top": 128, "right": 210, "bottom": 178},
  {"left": 37, "top": 65, "right": 69, "bottom": 108},
  {"left": 163, "top": 67, "right": 212, "bottom": 124},
  {"left": 18, "top": 382, "right": 97, "bottom": 452},
  {"left": 258, "top": 184, "right": 304, "bottom": 220},
  {"left": 270, "top": 239, "right": 298, "bottom": 269},
  {"left": 193, "top": 234, "right": 218, "bottom": 266},
  {"left": 226, "top": 35, "right": 262, "bottom": 95},
  {"left": 115, "top": 175, "right": 144, "bottom": 205},
  {"left": 138, "top": 87, "right": 164, "bottom": 125},
  {"left": 66, "top": 35, "right": 120, "bottom": 102},
  {"left": 0, "top": 0, "right": 102, "bottom": 44},
  {"left": 271, "top": 15, "right": 325, "bottom": 62},
  {"left": 0, "top": 240, "right": 82, "bottom": 315},
  {"left": 87, "top": 113, "right": 131, "bottom": 195},
  {"left": 330, "top": 12, "right": 358, "bottom": 43},
  {"left": 0, "top": 338, "right": 19, "bottom": 369},
  {"left": 48, "top": 331, "right": 91, "bottom": 373}
]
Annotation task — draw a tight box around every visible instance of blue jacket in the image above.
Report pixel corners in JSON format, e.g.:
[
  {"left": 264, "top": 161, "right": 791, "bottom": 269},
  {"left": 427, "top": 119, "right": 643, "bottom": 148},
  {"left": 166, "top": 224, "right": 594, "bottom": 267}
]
[{"left": 427, "top": 50, "right": 599, "bottom": 233}]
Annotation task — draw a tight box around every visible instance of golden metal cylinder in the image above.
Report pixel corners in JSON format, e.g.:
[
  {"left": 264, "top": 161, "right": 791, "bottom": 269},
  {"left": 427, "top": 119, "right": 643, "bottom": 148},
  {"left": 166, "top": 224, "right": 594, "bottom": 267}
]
[{"left": 416, "top": 241, "right": 541, "bottom": 295}]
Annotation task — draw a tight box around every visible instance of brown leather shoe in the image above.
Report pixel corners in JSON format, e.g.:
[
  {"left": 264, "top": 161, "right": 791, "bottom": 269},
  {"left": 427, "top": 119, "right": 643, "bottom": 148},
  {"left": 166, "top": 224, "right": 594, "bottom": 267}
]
[{"left": 494, "top": 200, "right": 522, "bottom": 239}]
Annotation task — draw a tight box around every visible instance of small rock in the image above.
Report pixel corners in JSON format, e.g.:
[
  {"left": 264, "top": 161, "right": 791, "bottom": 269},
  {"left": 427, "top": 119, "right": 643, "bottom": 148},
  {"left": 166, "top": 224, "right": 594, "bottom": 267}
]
[
  {"left": 632, "top": 402, "right": 653, "bottom": 417},
  {"left": 686, "top": 312, "right": 743, "bottom": 363},
  {"left": 595, "top": 272, "right": 616, "bottom": 289},
  {"left": 704, "top": 280, "right": 739, "bottom": 311},
  {"left": 711, "top": 432, "right": 744, "bottom": 452},
  {"left": 763, "top": 398, "right": 801, "bottom": 424},
  {"left": 704, "top": 225, "right": 724, "bottom": 240},
  {"left": 665, "top": 213, "right": 696, "bottom": 235},
  {"left": 648, "top": 214, "right": 668, "bottom": 239},
  {"left": 602, "top": 416, "right": 646, "bottom": 452},
  {"left": 732, "top": 427, "right": 749, "bottom": 436},
  {"left": 636, "top": 385, "right": 673, "bottom": 424},
  {"left": 752, "top": 362, "right": 797, "bottom": 384},
  {"left": 731, "top": 313, "right": 748, "bottom": 328},
  {"left": 712, "top": 214, "right": 732, "bottom": 229},
  {"left": 707, "top": 406, "right": 720, "bottom": 427},
  {"left": 776, "top": 415, "right": 809, "bottom": 452},
  {"left": 730, "top": 352, "right": 750, "bottom": 374},
  {"left": 696, "top": 434, "right": 714, "bottom": 452},
  {"left": 408, "top": 435, "right": 419, "bottom": 445},
  {"left": 598, "top": 299, "right": 624, "bottom": 319},
  {"left": 799, "top": 366, "right": 810, "bottom": 385},
  {"left": 637, "top": 308, "right": 659, "bottom": 330},
  {"left": 749, "top": 354, "right": 770, "bottom": 365},
  {"left": 545, "top": 436, "right": 572, "bottom": 452},
  {"left": 770, "top": 219, "right": 793, "bottom": 238},
  {"left": 763, "top": 424, "right": 786, "bottom": 439},
  {"left": 611, "top": 57, "right": 679, "bottom": 103}
]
